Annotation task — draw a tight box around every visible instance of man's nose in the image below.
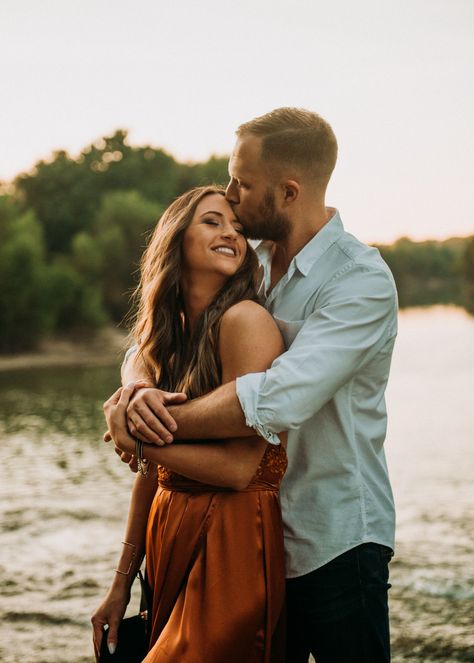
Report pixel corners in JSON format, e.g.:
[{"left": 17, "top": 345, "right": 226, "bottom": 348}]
[{"left": 225, "top": 180, "right": 239, "bottom": 204}]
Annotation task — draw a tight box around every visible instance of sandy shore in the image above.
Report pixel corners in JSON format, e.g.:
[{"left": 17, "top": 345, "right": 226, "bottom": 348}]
[{"left": 0, "top": 327, "right": 129, "bottom": 372}]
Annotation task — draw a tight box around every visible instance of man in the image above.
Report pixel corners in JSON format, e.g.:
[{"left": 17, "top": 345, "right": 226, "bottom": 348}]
[{"left": 120, "top": 108, "right": 397, "bottom": 662}]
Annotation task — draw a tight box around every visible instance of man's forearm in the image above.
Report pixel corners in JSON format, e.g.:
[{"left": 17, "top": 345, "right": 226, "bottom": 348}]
[{"left": 169, "top": 380, "right": 253, "bottom": 440}]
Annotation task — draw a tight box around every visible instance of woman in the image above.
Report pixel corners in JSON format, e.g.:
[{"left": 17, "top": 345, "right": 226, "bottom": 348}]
[{"left": 91, "top": 186, "right": 287, "bottom": 663}]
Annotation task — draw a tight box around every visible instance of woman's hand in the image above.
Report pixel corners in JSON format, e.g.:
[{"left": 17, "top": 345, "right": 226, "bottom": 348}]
[
  {"left": 127, "top": 387, "right": 188, "bottom": 445},
  {"left": 91, "top": 585, "right": 130, "bottom": 661}
]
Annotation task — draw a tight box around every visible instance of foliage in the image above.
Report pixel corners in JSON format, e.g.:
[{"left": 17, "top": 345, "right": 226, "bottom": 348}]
[
  {"left": 14, "top": 130, "right": 228, "bottom": 256},
  {"left": 1, "top": 131, "right": 472, "bottom": 352},
  {"left": 1, "top": 136, "right": 229, "bottom": 351},
  {"left": 463, "top": 236, "right": 474, "bottom": 314},
  {"left": 376, "top": 237, "right": 469, "bottom": 309},
  {"left": 0, "top": 202, "right": 50, "bottom": 351},
  {"left": 92, "top": 190, "right": 163, "bottom": 320}
]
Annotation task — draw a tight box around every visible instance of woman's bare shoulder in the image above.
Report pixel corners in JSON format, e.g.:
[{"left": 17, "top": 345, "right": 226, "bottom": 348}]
[
  {"left": 220, "top": 299, "right": 280, "bottom": 335},
  {"left": 219, "top": 300, "right": 284, "bottom": 380}
]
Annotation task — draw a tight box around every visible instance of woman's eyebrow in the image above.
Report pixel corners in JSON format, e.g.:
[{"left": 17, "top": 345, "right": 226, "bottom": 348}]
[
  {"left": 199, "top": 210, "right": 224, "bottom": 218},
  {"left": 199, "top": 211, "right": 240, "bottom": 224}
]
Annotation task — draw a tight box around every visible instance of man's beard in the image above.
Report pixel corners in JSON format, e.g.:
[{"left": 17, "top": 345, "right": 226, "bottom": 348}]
[{"left": 238, "top": 188, "right": 291, "bottom": 242}]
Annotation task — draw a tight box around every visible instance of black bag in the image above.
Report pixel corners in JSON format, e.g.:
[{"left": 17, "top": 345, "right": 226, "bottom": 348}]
[{"left": 100, "top": 570, "right": 151, "bottom": 663}]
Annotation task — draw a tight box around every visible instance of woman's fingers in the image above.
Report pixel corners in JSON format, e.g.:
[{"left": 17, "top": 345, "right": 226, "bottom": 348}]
[
  {"left": 127, "top": 390, "right": 187, "bottom": 444},
  {"left": 91, "top": 618, "right": 105, "bottom": 662},
  {"left": 128, "top": 455, "right": 138, "bottom": 473},
  {"left": 155, "top": 391, "right": 188, "bottom": 431},
  {"left": 164, "top": 391, "right": 188, "bottom": 404},
  {"left": 106, "top": 619, "right": 120, "bottom": 655},
  {"left": 132, "top": 379, "right": 155, "bottom": 390},
  {"left": 128, "top": 404, "right": 168, "bottom": 445}
]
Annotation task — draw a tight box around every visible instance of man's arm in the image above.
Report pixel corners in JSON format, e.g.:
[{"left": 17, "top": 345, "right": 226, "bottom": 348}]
[
  {"left": 128, "top": 265, "right": 397, "bottom": 444},
  {"left": 125, "top": 302, "right": 282, "bottom": 442},
  {"left": 107, "top": 302, "right": 286, "bottom": 488},
  {"left": 167, "top": 380, "right": 249, "bottom": 438}
]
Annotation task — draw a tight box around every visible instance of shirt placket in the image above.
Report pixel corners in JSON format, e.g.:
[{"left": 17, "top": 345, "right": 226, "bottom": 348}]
[{"left": 265, "top": 260, "right": 298, "bottom": 312}]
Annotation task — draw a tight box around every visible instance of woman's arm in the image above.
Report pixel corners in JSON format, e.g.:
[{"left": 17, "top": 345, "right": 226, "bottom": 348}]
[
  {"left": 109, "top": 301, "right": 286, "bottom": 490},
  {"left": 91, "top": 467, "right": 157, "bottom": 659}
]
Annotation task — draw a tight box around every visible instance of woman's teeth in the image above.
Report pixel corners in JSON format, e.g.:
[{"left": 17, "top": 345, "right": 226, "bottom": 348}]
[{"left": 214, "top": 247, "right": 235, "bottom": 256}]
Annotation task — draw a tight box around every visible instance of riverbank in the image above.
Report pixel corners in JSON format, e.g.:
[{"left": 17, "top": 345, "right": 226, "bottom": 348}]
[{"left": 0, "top": 327, "right": 128, "bottom": 372}]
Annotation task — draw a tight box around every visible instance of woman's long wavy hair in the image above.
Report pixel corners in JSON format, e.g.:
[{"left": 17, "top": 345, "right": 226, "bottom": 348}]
[{"left": 131, "top": 186, "right": 259, "bottom": 399}]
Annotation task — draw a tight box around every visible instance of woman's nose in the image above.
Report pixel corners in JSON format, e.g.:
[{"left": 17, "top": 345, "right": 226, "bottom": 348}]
[{"left": 221, "top": 224, "right": 238, "bottom": 239}]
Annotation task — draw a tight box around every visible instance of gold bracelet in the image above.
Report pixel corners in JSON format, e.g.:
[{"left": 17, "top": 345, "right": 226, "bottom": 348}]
[{"left": 114, "top": 541, "right": 136, "bottom": 576}]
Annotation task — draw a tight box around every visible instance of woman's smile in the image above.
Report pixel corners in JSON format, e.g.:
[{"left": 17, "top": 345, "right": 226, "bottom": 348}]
[
  {"left": 182, "top": 193, "right": 248, "bottom": 276},
  {"left": 211, "top": 244, "right": 238, "bottom": 257}
]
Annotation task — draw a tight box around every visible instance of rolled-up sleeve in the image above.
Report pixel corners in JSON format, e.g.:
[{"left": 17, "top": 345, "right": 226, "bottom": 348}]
[
  {"left": 236, "top": 265, "right": 397, "bottom": 442},
  {"left": 236, "top": 372, "right": 282, "bottom": 445}
]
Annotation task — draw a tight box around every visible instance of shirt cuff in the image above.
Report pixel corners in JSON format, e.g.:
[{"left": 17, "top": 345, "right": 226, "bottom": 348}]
[{"left": 236, "top": 372, "right": 281, "bottom": 446}]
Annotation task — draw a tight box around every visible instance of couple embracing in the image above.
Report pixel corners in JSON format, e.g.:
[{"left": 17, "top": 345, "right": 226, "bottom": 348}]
[{"left": 92, "top": 108, "right": 397, "bottom": 663}]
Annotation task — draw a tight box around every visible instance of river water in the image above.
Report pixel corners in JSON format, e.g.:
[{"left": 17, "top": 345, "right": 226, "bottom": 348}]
[{"left": 0, "top": 306, "right": 473, "bottom": 663}]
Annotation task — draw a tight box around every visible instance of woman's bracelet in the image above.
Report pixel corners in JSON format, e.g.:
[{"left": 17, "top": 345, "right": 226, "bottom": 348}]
[
  {"left": 114, "top": 541, "right": 136, "bottom": 576},
  {"left": 135, "top": 438, "right": 149, "bottom": 477}
]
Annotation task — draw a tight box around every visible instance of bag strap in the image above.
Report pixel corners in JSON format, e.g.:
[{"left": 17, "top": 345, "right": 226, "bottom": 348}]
[{"left": 137, "top": 569, "right": 150, "bottom": 615}]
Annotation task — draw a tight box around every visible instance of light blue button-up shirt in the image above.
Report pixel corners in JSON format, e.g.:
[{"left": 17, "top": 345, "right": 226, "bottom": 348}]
[{"left": 236, "top": 210, "right": 397, "bottom": 578}]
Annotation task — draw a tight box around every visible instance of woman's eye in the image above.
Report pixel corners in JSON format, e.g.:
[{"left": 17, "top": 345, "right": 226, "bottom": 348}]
[
  {"left": 235, "top": 226, "right": 245, "bottom": 235},
  {"left": 203, "top": 219, "right": 219, "bottom": 226}
]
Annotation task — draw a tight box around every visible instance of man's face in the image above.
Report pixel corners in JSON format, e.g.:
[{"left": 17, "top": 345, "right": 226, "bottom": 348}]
[{"left": 226, "top": 135, "right": 290, "bottom": 242}]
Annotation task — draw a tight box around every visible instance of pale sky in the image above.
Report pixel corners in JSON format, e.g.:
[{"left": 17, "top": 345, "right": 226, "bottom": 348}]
[{"left": 2, "top": 0, "right": 473, "bottom": 243}]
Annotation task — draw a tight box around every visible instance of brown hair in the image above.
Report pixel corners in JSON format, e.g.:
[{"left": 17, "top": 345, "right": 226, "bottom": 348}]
[
  {"left": 237, "top": 107, "right": 338, "bottom": 188},
  {"left": 131, "top": 186, "right": 259, "bottom": 398}
]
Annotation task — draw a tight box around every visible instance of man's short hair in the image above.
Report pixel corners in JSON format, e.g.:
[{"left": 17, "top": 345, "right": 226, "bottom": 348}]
[{"left": 237, "top": 107, "right": 338, "bottom": 189}]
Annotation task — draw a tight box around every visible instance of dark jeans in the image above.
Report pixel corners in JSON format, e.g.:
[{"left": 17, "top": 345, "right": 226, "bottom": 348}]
[{"left": 285, "top": 543, "right": 393, "bottom": 663}]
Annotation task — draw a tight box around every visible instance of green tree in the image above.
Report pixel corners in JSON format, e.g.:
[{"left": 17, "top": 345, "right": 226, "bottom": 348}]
[
  {"left": 93, "top": 190, "right": 163, "bottom": 320},
  {"left": 44, "top": 258, "right": 106, "bottom": 331},
  {"left": 15, "top": 151, "right": 94, "bottom": 254},
  {"left": 0, "top": 201, "right": 51, "bottom": 351},
  {"left": 464, "top": 235, "right": 474, "bottom": 314},
  {"left": 14, "top": 131, "right": 186, "bottom": 255}
]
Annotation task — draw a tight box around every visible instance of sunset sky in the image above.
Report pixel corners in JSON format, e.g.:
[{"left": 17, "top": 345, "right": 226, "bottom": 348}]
[{"left": 2, "top": 0, "right": 473, "bottom": 243}]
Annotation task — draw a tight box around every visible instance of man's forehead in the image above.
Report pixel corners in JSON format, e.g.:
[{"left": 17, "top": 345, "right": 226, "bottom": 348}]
[{"left": 229, "top": 135, "right": 262, "bottom": 174}]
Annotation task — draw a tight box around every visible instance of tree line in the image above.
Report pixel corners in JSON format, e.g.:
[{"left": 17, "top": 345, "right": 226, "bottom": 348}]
[{"left": 1, "top": 130, "right": 473, "bottom": 352}]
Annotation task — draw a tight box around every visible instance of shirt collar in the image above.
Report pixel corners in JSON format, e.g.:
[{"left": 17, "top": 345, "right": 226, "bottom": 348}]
[
  {"left": 251, "top": 209, "right": 344, "bottom": 277},
  {"left": 294, "top": 209, "right": 344, "bottom": 276}
]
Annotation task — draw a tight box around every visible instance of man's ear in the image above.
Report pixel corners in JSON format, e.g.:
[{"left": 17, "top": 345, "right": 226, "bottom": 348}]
[{"left": 282, "top": 180, "right": 300, "bottom": 206}]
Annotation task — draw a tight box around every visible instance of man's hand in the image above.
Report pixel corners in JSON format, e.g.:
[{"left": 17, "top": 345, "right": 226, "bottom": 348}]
[{"left": 126, "top": 387, "right": 187, "bottom": 445}]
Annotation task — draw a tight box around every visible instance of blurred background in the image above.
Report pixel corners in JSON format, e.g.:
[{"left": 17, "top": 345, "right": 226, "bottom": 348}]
[{"left": 0, "top": 1, "right": 473, "bottom": 661}]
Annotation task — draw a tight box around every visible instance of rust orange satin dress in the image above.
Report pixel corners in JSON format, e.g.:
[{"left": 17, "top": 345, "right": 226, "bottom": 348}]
[{"left": 143, "top": 443, "right": 287, "bottom": 663}]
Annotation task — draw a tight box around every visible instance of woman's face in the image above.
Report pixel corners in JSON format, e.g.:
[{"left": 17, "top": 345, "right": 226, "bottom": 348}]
[{"left": 181, "top": 193, "right": 248, "bottom": 279}]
